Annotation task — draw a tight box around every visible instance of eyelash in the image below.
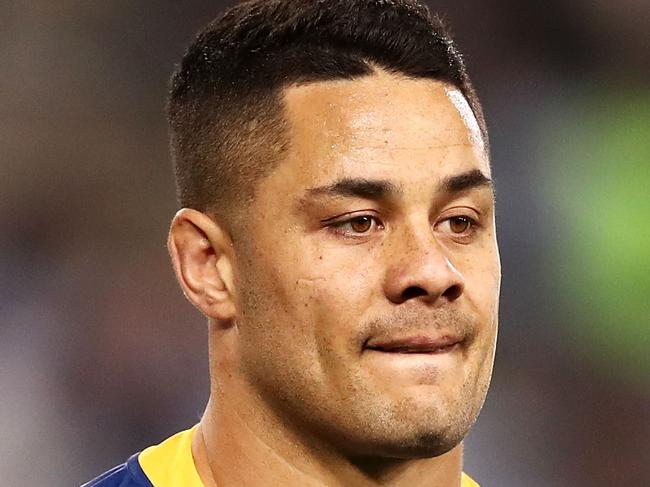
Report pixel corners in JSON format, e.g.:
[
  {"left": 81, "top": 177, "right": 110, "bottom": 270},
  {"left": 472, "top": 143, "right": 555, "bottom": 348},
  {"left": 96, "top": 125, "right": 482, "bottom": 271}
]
[{"left": 325, "top": 213, "right": 481, "bottom": 242}]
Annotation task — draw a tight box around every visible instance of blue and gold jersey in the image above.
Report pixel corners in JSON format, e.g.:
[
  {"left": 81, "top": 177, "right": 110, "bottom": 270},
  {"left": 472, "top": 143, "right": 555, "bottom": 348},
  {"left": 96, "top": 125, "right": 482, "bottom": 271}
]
[
  {"left": 82, "top": 426, "right": 202, "bottom": 487},
  {"left": 83, "top": 425, "right": 480, "bottom": 486}
]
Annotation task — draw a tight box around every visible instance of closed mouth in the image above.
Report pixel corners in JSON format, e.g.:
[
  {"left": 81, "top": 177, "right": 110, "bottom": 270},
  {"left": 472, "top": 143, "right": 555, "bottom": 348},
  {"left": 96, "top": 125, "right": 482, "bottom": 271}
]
[
  {"left": 364, "top": 335, "right": 463, "bottom": 354},
  {"left": 367, "top": 342, "right": 460, "bottom": 354}
]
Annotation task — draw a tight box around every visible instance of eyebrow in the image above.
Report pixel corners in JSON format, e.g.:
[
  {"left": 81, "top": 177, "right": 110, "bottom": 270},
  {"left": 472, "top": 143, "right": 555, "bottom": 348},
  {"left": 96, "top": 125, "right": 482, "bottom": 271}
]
[
  {"left": 303, "top": 169, "right": 493, "bottom": 203},
  {"left": 305, "top": 178, "right": 402, "bottom": 200},
  {"left": 441, "top": 169, "right": 494, "bottom": 195}
]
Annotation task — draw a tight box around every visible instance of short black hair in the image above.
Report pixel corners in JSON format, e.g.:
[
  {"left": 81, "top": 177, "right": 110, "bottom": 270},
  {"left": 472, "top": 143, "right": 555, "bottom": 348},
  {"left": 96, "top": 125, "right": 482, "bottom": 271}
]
[{"left": 168, "top": 0, "right": 487, "bottom": 223}]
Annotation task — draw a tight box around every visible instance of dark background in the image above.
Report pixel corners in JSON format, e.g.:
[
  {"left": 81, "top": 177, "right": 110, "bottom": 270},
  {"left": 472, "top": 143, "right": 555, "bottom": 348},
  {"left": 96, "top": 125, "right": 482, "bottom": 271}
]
[{"left": 1, "top": 1, "right": 648, "bottom": 485}]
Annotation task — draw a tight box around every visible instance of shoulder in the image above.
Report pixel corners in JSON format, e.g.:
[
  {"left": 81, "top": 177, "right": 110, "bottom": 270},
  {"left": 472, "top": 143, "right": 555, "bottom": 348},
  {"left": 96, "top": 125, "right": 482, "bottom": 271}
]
[
  {"left": 81, "top": 426, "right": 199, "bottom": 487},
  {"left": 81, "top": 454, "right": 153, "bottom": 487}
]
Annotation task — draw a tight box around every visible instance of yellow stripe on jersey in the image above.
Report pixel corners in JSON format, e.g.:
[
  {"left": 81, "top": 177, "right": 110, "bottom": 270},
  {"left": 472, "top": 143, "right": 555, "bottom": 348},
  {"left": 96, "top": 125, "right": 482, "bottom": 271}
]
[
  {"left": 138, "top": 424, "right": 480, "bottom": 487},
  {"left": 138, "top": 425, "right": 203, "bottom": 487},
  {"left": 462, "top": 471, "right": 481, "bottom": 486}
]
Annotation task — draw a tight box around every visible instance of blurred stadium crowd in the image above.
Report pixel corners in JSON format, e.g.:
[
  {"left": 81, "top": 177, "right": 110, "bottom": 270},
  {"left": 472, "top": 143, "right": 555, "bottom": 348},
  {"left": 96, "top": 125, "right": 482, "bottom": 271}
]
[{"left": 1, "top": 1, "right": 648, "bottom": 485}]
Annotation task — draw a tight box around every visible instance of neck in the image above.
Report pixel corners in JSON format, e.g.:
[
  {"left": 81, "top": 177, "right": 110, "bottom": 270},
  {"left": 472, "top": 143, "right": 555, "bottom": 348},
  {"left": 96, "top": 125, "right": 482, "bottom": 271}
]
[{"left": 192, "top": 376, "right": 464, "bottom": 487}]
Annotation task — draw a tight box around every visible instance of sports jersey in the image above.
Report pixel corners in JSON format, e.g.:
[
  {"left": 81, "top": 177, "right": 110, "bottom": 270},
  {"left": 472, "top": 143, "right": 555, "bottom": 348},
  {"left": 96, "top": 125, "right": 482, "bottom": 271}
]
[{"left": 82, "top": 426, "right": 480, "bottom": 486}]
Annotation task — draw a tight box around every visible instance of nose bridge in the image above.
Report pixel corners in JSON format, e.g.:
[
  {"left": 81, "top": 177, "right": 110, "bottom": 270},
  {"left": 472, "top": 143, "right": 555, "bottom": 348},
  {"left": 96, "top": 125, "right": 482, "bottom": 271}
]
[{"left": 383, "top": 215, "right": 464, "bottom": 304}]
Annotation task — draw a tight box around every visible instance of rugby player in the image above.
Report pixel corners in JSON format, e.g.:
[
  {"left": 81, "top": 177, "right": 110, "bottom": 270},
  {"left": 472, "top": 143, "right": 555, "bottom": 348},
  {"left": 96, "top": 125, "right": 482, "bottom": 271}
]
[{"left": 84, "top": 0, "right": 500, "bottom": 485}]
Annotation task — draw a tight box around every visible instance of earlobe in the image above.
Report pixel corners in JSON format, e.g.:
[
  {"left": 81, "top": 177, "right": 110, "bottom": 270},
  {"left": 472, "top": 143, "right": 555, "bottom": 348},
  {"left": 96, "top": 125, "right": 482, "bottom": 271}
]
[{"left": 167, "top": 209, "right": 237, "bottom": 321}]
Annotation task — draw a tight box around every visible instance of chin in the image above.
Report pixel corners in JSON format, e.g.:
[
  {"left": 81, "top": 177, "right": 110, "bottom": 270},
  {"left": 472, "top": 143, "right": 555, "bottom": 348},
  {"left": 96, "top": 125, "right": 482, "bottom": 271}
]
[
  {"left": 370, "top": 426, "right": 467, "bottom": 459},
  {"left": 340, "top": 413, "right": 471, "bottom": 461}
]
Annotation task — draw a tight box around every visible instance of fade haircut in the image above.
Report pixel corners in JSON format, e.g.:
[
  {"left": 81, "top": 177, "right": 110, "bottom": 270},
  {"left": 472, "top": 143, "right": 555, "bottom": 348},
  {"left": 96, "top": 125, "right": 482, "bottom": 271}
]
[{"left": 168, "top": 0, "right": 488, "bottom": 225}]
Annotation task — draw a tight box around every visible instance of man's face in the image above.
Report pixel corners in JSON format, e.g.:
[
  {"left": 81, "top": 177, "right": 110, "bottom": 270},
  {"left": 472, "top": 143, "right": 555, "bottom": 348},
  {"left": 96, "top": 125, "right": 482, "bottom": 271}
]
[{"left": 231, "top": 72, "right": 500, "bottom": 458}]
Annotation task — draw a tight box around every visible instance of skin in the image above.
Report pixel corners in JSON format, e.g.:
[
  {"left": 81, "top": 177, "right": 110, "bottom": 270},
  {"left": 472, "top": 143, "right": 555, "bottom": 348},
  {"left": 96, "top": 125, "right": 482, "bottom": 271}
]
[{"left": 168, "top": 70, "right": 501, "bottom": 487}]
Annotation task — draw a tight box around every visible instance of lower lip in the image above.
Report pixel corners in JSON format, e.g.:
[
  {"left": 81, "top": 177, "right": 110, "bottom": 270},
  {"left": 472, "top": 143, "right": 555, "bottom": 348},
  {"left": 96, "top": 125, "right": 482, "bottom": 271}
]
[{"left": 363, "top": 343, "right": 463, "bottom": 377}]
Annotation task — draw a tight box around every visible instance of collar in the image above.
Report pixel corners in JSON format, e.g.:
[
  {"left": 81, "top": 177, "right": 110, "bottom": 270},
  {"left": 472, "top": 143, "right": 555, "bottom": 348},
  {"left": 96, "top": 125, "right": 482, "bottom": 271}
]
[{"left": 138, "top": 425, "right": 203, "bottom": 487}]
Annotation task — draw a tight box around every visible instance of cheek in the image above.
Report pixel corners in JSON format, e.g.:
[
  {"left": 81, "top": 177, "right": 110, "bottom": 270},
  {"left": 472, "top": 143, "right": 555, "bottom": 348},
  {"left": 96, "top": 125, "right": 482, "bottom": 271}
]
[
  {"left": 293, "top": 262, "right": 374, "bottom": 335},
  {"left": 456, "top": 239, "right": 500, "bottom": 310},
  {"left": 286, "top": 233, "right": 378, "bottom": 309},
  {"left": 236, "top": 246, "right": 375, "bottom": 395},
  {"left": 237, "top": 215, "right": 384, "bottom": 357},
  {"left": 237, "top": 237, "right": 373, "bottom": 346},
  {"left": 461, "top": 245, "right": 500, "bottom": 347},
  {"left": 292, "top": 250, "right": 381, "bottom": 362}
]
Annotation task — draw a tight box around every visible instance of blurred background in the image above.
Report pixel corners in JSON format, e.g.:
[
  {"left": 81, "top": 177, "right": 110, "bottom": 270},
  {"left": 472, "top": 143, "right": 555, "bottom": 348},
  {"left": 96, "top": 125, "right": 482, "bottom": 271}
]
[{"left": 1, "top": 1, "right": 648, "bottom": 485}]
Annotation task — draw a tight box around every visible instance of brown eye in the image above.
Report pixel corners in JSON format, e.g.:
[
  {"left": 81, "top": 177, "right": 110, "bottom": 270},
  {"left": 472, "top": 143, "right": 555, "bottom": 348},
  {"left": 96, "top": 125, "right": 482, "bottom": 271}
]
[
  {"left": 350, "top": 216, "right": 373, "bottom": 233},
  {"left": 327, "top": 214, "right": 384, "bottom": 239},
  {"left": 449, "top": 216, "right": 471, "bottom": 234}
]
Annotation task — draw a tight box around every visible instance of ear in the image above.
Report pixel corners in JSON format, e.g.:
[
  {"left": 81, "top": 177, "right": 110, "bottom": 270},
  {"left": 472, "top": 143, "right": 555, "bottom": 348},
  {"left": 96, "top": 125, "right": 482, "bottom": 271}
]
[{"left": 167, "top": 208, "right": 236, "bottom": 321}]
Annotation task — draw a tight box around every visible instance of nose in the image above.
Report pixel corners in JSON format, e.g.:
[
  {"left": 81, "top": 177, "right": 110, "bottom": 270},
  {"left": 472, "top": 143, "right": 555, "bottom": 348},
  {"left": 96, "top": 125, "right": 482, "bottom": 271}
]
[{"left": 383, "top": 226, "right": 465, "bottom": 306}]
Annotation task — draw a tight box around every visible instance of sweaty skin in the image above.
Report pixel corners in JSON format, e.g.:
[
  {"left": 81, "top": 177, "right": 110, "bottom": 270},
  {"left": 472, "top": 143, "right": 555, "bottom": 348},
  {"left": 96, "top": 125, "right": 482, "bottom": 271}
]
[{"left": 169, "top": 70, "right": 500, "bottom": 487}]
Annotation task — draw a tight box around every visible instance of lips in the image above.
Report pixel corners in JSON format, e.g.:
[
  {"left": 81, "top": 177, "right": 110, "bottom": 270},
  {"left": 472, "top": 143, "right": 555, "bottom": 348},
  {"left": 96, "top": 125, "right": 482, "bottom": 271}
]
[{"left": 364, "top": 335, "right": 463, "bottom": 354}]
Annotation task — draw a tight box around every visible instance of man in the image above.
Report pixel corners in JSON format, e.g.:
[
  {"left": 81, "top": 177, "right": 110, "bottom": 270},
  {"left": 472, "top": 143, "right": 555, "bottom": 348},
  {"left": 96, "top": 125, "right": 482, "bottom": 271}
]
[{"left": 84, "top": 0, "right": 500, "bottom": 485}]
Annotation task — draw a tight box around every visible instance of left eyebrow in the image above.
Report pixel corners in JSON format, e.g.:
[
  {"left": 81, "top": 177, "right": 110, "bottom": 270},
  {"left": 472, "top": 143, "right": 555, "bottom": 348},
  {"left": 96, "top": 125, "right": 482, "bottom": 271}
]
[{"left": 441, "top": 169, "right": 494, "bottom": 197}]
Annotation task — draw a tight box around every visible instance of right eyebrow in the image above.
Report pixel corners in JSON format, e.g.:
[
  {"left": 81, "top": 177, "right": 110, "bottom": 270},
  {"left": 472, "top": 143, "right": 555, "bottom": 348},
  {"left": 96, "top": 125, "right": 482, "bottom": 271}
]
[{"left": 304, "top": 178, "right": 402, "bottom": 201}]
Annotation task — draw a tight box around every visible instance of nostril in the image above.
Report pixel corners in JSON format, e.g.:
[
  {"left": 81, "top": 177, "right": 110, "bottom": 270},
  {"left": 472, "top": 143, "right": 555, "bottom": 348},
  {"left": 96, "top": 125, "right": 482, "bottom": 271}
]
[
  {"left": 401, "top": 286, "right": 428, "bottom": 301},
  {"left": 442, "top": 284, "right": 462, "bottom": 301}
]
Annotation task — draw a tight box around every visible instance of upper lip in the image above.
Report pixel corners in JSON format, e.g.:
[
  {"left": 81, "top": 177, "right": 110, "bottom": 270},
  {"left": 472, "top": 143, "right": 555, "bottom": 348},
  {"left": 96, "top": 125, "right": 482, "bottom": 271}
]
[{"left": 364, "top": 334, "right": 463, "bottom": 353}]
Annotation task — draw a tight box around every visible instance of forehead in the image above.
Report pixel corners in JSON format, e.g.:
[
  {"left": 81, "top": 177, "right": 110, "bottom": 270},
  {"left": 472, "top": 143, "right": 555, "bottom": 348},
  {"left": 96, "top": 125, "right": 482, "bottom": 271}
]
[{"left": 274, "top": 71, "right": 489, "bottom": 192}]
